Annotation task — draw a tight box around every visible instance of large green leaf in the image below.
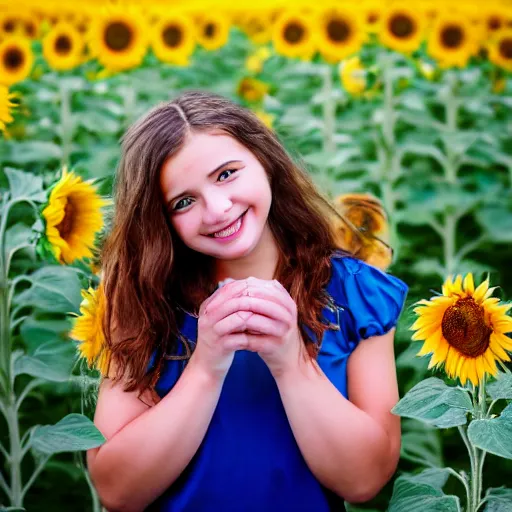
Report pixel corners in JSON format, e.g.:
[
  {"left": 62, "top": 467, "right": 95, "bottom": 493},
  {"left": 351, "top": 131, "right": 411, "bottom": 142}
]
[
  {"left": 475, "top": 205, "right": 512, "bottom": 243},
  {"left": 392, "top": 377, "right": 472, "bottom": 428},
  {"left": 31, "top": 414, "right": 105, "bottom": 454},
  {"left": 14, "top": 266, "right": 82, "bottom": 314},
  {"left": 389, "top": 468, "right": 461, "bottom": 512},
  {"left": 5, "top": 141, "right": 62, "bottom": 165},
  {"left": 468, "top": 404, "right": 512, "bottom": 460},
  {"left": 3, "top": 167, "right": 46, "bottom": 202},
  {"left": 487, "top": 374, "right": 512, "bottom": 401},
  {"left": 14, "top": 340, "right": 75, "bottom": 382},
  {"left": 20, "top": 317, "right": 73, "bottom": 354},
  {"left": 5, "top": 223, "right": 36, "bottom": 265},
  {"left": 483, "top": 487, "right": 512, "bottom": 512}
]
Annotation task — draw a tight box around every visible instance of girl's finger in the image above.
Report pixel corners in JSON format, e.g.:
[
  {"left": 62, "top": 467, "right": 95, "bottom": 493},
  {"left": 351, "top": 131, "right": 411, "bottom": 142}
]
[
  {"left": 213, "top": 310, "right": 252, "bottom": 337},
  {"left": 211, "top": 296, "right": 290, "bottom": 325},
  {"left": 200, "top": 280, "right": 246, "bottom": 317},
  {"left": 244, "top": 313, "right": 287, "bottom": 338},
  {"left": 245, "top": 283, "right": 295, "bottom": 316}
]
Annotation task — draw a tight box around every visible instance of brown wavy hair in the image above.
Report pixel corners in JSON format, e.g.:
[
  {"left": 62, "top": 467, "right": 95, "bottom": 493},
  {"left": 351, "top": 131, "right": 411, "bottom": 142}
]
[{"left": 101, "top": 90, "right": 364, "bottom": 401}]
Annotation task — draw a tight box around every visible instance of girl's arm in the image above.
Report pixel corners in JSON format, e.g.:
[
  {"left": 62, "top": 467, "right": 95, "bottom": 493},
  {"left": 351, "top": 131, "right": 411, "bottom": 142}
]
[
  {"left": 274, "top": 328, "right": 401, "bottom": 503},
  {"left": 87, "top": 357, "right": 225, "bottom": 512}
]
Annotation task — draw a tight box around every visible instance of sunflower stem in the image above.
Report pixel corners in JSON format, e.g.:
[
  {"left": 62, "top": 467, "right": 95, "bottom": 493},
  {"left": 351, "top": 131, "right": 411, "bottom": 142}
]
[
  {"left": 321, "top": 64, "right": 336, "bottom": 155},
  {"left": 457, "top": 424, "right": 476, "bottom": 512},
  {"left": 443, "top": 71, "right": 459, "bottom": 185},
  {"left": 59, "top": 81, "right": 72, "bottom": 170},
  {"left": 443, "top": 213, "right": 457, "bottom": 276},
  {"left": 378, "top": 52, "right": 400, "bottom": 261}
]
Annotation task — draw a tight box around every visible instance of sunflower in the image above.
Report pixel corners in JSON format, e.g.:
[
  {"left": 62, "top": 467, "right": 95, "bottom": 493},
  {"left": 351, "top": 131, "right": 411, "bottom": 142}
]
[
  {"left": 236, "top": 76, "right": 270, "bottom": 102},
  {"left": 237, "top": 11, "right": 273, "bottom": 44},
  {"left": 412, "top": 274, "right": 512, "bottom": 387},
  {"left": 253, "top": 109, "right": 274, "bottom": 129},
  {"left": 196, "top": 13, "right": 230, "bottom": 51},
  {"left": 488, "top": 28, "right": 512, "bottom": 72},
  {"left": 151, "top": 13, "right": 196, "bottom": 66},
  {"left": 42, "top": 168, "right": 110, "bottom": 265},
  {"left": 87, "top": 6, "right": 149, "bottom": 72},
  {"left": 427, "top": 14, "right": 477, "bottom": 69},
  {"left": 332, "top": 193, "right": 392, "bottom": 270},
  {"left": 0, "top": 85, "right": 16, "bottom": 132},
  {"left": 339, "top": 56, "right": 367, "bottom": 96},
  {"left": 0, "top": 36, "right": 34, "bottom": 86},
  {"left": 357, "top": 2, "right": 381, "bottom": 34},
  {"left": 316, "top": 8, "right": 366, "bottom": 63},
  {"left": 378, "top": 4, "right": 426, "bottom": 54},
  {"left": 272, "top": 9, "right": 316, "bottom": 60},
  {"left": 43, "top": 21, "right": 84, "bottom": 71},
  {"left": 245, "top": 46, "right": 272, "bottom": 73},
  {"left": 70, "top": 283, "right": 111, "bottom": 375}
]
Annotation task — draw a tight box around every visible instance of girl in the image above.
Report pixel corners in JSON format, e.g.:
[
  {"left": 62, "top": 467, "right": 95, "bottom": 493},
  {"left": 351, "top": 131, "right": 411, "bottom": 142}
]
[{"left": 87, "top": 90, "right": 408, "bottom": 512}]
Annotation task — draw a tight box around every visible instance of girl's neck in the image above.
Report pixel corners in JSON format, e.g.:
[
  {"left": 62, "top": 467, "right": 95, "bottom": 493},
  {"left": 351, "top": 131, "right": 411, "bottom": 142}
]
[{"left": 214, "top": 222, "right": 280, "bottom": 282}]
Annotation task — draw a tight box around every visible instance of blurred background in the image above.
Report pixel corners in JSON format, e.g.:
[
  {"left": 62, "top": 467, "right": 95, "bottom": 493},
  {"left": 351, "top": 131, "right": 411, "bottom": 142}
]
[{"left": 0, "top": 0, "right": 511, "bottom": 510}]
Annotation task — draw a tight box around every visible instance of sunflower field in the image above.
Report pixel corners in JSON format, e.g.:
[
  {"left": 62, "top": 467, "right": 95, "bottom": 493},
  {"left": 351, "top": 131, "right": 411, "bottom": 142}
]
[{"left": 1, "top": 0, "right": 512, "bottom": 510}]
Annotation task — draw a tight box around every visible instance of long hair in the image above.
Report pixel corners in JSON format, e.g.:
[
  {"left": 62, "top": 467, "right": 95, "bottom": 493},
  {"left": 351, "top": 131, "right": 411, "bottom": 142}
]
[{"left": 101, "top": 90, "right": 360, "bottom": 400}]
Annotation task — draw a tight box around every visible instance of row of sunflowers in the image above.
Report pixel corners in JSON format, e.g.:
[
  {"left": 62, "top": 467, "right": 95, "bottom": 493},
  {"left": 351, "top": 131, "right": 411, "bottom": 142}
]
[
  {"left": 0, "top": 0, "right": 511, "bottom": 511},
  {"left": 0, "top": 1, "right": 511, "bottom": 83}
]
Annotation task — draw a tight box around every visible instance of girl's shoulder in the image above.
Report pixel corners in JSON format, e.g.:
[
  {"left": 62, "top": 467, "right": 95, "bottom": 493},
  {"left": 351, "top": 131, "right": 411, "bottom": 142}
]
[{"left": 327, "top": 251, "right": 409, "bottom": 341}]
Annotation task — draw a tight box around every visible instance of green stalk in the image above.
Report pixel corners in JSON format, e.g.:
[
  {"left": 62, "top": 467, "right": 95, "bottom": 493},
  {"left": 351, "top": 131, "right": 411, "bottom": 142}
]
[
  {"left": 60, "top": 82, "right": 72, "bottom": 170},
  {"left": 444, "top": 72, "right": 459, "bottom": 185},
  {"left": 379, "top": 52, "right": 400, "bottom": 261},
  {"left": 322, "top": 64, "right": 336, "bottom": 155},
  {"left": 443, "top": 213, "right": 457, "bottom": 276}
]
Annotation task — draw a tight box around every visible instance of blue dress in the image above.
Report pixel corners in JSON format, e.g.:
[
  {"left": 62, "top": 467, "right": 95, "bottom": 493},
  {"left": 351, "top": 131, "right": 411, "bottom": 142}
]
[{"left": 146, "top": 253, "right": 408, "bottom": 511}]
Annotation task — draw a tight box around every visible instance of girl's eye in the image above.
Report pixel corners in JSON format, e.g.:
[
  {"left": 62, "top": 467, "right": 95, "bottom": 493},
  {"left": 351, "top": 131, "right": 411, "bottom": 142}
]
[
  {"left": 171, "top": 169, "right": 238, "bottom": 211},
  {"left": 173, "top": 198, "right": 192, "bottom": 211},
  {"left": 218, "top": 168, "right": 237, "bottom": 181}
]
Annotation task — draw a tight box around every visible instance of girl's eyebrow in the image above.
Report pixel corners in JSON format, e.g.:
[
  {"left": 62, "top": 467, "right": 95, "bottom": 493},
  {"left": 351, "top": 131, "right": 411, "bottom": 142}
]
[{"left": 167, "top": 159, "right": 241, "bottom": 205}]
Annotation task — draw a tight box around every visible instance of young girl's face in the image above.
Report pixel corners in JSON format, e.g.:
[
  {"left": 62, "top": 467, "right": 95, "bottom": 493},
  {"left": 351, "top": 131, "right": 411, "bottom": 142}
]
[{"left": 160, "top": 130, "right": 272, "bottom": 261}]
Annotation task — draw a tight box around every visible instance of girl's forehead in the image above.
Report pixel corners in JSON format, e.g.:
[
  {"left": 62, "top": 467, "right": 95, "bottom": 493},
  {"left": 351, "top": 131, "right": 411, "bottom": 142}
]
[{"left": 159, "top": 132, "right": 248, "bottom": 189}]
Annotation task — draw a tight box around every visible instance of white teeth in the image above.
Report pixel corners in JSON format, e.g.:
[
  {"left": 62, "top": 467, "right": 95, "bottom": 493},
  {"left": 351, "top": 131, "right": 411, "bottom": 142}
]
[{"left": 213, "top": 216, "right": 243, "bottom": 238}]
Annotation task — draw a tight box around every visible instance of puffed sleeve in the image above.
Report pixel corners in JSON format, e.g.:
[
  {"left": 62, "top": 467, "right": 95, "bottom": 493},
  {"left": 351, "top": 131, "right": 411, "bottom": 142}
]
[{"left": 330, "top": 256, "right": 409, "bottom": 343}]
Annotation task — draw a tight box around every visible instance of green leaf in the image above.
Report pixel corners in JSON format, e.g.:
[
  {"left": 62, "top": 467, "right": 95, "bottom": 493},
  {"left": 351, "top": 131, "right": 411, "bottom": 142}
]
[
  {"left": 3, "top": 167, "right": 46, "bottom": 202},
  {"left": 487, "top": 373, "right": 512, "bottom": 401},
  {"left": 401, "top": 420, "right": 444, "bottom": 468},
  {"left": 5, "top": 141, "right": 62, "bottom": 165},
  {"left": 5, "top": 223, "right": 36, "bottom": 264},
  {"left": 14, "top": 341, "right": 75, "bottom": 382},
  {"left": 392, "top": 377, "right": 473, "bottom": 428},
  {"left": 31, "top": 414, "right": 106, "bottom": 454},
  {"left": 389, "top": 468, "right": 461, "bottom": 512},
  {"left": 468, "top": 403, "right": 512, "bottom": 460},
  {"left": 14, "top": 266, "right": 82, "bottom": 314},
  {"left": 475, "top": 205, "right": 512, "bottom": 243},
  {"left": 483, "top": 487, "right": 512, "bottom": 512},
  {"left": 20, "top": 317, "right": 73, "bottom": 354}
]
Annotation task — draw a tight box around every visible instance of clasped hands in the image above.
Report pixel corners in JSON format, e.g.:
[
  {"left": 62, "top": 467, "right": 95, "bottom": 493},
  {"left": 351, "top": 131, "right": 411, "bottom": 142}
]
[{"left": 198, "top": 276, "right": 305, "bottom": 378}]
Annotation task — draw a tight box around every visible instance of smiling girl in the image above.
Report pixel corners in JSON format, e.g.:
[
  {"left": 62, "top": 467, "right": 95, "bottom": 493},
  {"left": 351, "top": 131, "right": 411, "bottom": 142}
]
[{"left": 86, "top": 90, "right": 408, "bottom": 512}]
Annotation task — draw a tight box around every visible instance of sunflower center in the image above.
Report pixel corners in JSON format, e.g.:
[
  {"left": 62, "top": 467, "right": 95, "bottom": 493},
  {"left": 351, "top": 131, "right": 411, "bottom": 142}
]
[
  {"left": 56, "top": 200, "right": 75, "bottom": 240},
  {"left": 441, "top": 297, "right": 492, "bottom": 358},
  {"left": 163, "top": 24, "right": 183, "bottom": 47},
  {"left": 4, "top": 47, "right": 24, "bottom": 71},
  {"left": 441, "top": 25, "right": 464, "bottom": 48},
  {"left": 25, "top": 21, "right": 36, "bottom": 37},
  {"left": 55, "top": 35, "right": 72, "bottom": 55},
  {"left": 104, "top": 21, "right": 133, "bottom": 52},
  {"left": 327, "top": 19, "right": 351, "bottom": 43},
  {"left": 488, "top": 16, "right": 502, "bottom": 31},
  {"left": 389, "top": 14, "right": 415, "bottom": 39},
  {"left": 499, "top": 38, "right": 512, "bottom": 59},
  {"left": 368, "top": 12, "right": 379, "bottom": 24},
  {"left": 204, "top": 22, "right": 216, "bottom": 39},
  {"left": 3, "top": 19, "right": 16, "bottom": 33},
  {"left": 284, "top": 22, "right": 305, "bottom": 44}
]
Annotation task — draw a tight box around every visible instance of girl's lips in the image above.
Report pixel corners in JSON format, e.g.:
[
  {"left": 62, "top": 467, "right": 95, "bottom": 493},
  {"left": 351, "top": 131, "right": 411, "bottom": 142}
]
[
  {"left": 208, "top": 209, "right": 248, "bottom": 241},
  {"left": 207, "top": 210, "right": 248, "bottom": 238}
]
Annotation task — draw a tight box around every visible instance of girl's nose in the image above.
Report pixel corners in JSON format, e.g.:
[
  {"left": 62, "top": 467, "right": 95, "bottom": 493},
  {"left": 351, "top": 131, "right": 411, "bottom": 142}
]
[{"left": 202, "top": 193, "right": 233, "bottom": 224}]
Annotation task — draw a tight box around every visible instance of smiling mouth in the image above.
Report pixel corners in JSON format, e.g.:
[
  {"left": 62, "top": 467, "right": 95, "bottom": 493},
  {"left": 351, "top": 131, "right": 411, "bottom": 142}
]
[{"left": 206, "top": 210, "right": 248, "bottom": 238}]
